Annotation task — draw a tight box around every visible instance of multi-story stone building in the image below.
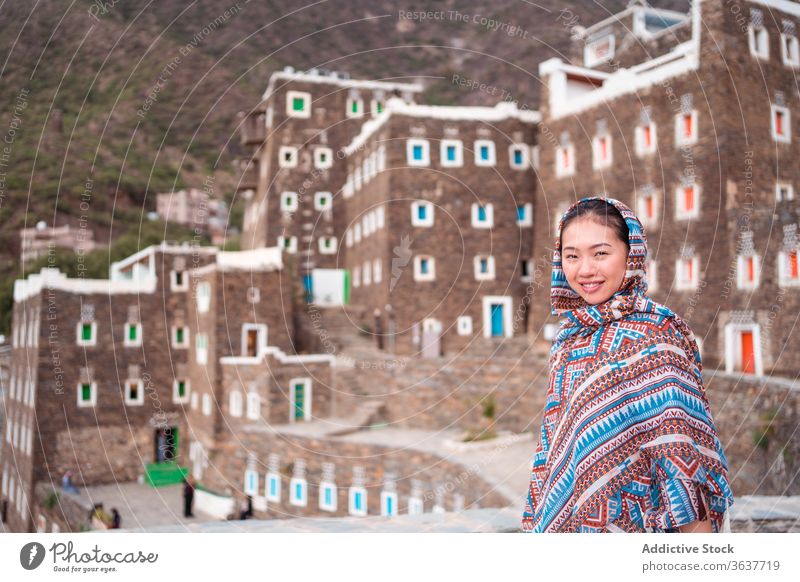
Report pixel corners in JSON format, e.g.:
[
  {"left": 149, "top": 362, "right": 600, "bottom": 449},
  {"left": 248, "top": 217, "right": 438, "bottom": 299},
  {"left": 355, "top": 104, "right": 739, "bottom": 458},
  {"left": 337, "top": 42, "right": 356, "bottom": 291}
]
[{"left": 531, "top": 0, "right": 800, "bottom": 378}]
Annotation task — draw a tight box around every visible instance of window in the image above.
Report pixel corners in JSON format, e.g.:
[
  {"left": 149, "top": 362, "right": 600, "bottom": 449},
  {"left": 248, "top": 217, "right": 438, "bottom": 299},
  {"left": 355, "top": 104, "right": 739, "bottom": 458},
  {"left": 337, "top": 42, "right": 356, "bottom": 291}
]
[
  {"left": 584, "top": 34, "right": 615, "bottom": 68},
  {"left": 172, "top": 326, "right": 189, "bottom": 349},
  {"left": 278, "top": 146, "right": 298, "bottom": 168},
  {"left": 635, "top": 122, "right": 657, "bottom": 156},
  {"left": 289, "top": 476, "right": 308, "bottom": 506},
  {"left": 724, "top": 323, "right": 763, "bottom": 376},
  {"left": 202, "top": 393, "right": 211, "bottom": 416},
  {"left": 637, "top": 192, "right": 659, "bottom": 226},
  {"left": 408, "top": 496, "right": 424, "bottom": 515},
  {"left": 411, "top": 201, "right": 434, "bottom": 227},
  {"left": 314, "top": 191, "right": 333, "bottom": 211},
  {"left": 346, "top": 97, "right": 364, "bottom": 118},
  {"left": 555, "top": 144, "right": 575, "bottom": 177},
  {"left": 776, "top": 182, "right": 794, "bottom": 201},
  {"left": 474, "top": 140, "right": 496, "bottom": 166},
  {"left": 376, "top": 205, "right": 385, "bottom": 229},
  {"left": 674, "top": 111, "right": 698, "bottom": 146},
  {"left": 191, "top": 392, "right": 198, "bottom": 410},
  {"left": 771, "top": 105, "right": 791, "bottom": 143},
  {"left": 474, "top": 255, "right": 495, "bottom": 281},
  {"left": 318, "top": 236, "right": 337, "bottom": 254},
  {"left": 353, "top": 265, "right": 361, "bottom": 288},
  {"left": 242, "top": 324, "right": 266, "bottom": 357},
  {"left": 229, "top": 391, "right": 243, "bottom": 417},
  {"left": 471, "top": 203, "right": 494, "bottom": 228},
  {"left": 675, "top": 257, "right": 699, "bottom": 290},
  {"left": 76, "top": 321, "right": 97, "bottom": 347},
  {"left": 349, "top": 486, "right": 367, "bottom": 516},
  {"left": 675, "top": 183, "right": 700, "bottom": 219},
  {"left": 171, "top": 270, "right": 188, "bottom": 291},
  {"left": 246, "top": 392, "right": 261, "bottom": 420},
  {"left": 509, "top": 144, "right": 529, "bottom": 170},
  {"left": 520, "top": 258, "right": 533, "bottom": 281},
  {"left": 413, "top": 256, "right": 436, "bottom": 282},
  {"left": 440, "top": 139, "right": 463, "bottom": 167},
  {"left": 457, "top": 316, "right": 473, "bottom": 336},
  {"left": 77, "top": 382, "right": 96, "bottom": 408},
  {"left": 592, "top": 134, "right": 612, "bottom": 169},
  {"left": 313, "top": 147, "right": 333, "bottom": 169},
  {"left": 244, "top": 469, "right": 259, "bottom": 496},
  {"left": 371, "top": 99, "right": 384, "bottom": 116},
  {"left": 749, "top": 24, "right": 769, "bottom": 60},
  {"left": 196, "top": 281, "right": 211, "bottom": 312},
  {"left": 196, "top": 333, "right": 208, "bottom": 365},
  {"left": 266, "top": 473, "right": 281, "bottom": 502},
  {"left": 345, "top": 229, "right": 353, "bottom": 248},
  {"left": 363, "top": 260, "right": 372, "bottom": 286},
  {"left": 782, "top": 33, "right": 800, "bottom": 67},
  {"left": 290, "top": 377, "right": 311, "bottom": 422},
  {"left": 319, "top": 481, "right": 337, "bottom": 512},
  {"left": 125, "top": 379, "right": 144, "bottom": 406},
  {"left": 737, "top": 254, "right": 761, "bottom": 289},
  {"left": 778, "top": 249, "right": 800, "bottom": 286},
  {"left": 406, "top": 139, "right": 430, "bottom": 166},
  {"left": 381, "top": 490, "right": 398, "bottom": 517},
  {"left": 173, "top": 379, "right": 190, "bottom": 404},
  {"left": 286, "top": 91, "right": 311, "bottom": 118},
  {"left": 648, "top": 260, "right": 658, "bottom": 292},
  {"left": 247, "top": 287, "right": 260, "bottom": 304},
  {"left": 530, "top": 145, "right": 540, "bottom": 169},
  {"left": 517, "top": 203, "right": 532, "bottom": 227},
  {"left": 277, "top": 235, "right": 298, "bottom": 254},
  {"left": 280, "top": 191, "right": 298, "bottom": 213},
  {"left": 354, "top": 167, "right": 362, "bottom": 191},
  {"left": 123, "top": 322, "right": 142, "bottom": 347}
]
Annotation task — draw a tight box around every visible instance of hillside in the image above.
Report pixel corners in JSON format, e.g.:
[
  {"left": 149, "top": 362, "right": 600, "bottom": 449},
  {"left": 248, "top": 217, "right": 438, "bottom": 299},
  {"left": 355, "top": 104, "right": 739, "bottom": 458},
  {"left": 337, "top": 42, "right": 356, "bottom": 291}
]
[{"left": 0, "top": 0, "right": 689, "bottom": 333}]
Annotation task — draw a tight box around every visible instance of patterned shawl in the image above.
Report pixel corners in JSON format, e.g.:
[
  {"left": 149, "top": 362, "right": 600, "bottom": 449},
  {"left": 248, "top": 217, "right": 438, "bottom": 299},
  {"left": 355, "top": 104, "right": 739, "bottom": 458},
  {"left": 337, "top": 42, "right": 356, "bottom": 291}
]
[{"left": 522, "top": 196, "right": 734, "bottom": 533}]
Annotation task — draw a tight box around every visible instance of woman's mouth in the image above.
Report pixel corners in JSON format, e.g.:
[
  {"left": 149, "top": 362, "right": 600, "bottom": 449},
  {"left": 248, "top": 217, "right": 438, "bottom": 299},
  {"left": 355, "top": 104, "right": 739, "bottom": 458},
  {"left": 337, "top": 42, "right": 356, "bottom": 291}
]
[{"left": 580, "top": 281, "right": 604, "bottom": 294}]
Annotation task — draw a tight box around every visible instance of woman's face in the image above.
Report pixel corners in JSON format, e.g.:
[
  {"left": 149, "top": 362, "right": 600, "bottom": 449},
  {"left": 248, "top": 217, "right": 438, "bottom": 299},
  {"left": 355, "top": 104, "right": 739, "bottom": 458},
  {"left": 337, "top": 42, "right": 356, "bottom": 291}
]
[{"left": 560, "top": 217, "right": 629, "bottom": 305}]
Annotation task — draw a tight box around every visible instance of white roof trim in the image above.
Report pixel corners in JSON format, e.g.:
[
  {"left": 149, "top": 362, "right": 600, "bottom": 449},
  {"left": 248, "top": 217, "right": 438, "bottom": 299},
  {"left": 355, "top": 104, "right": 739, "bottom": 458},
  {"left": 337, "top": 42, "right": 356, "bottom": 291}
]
[
  {"left": 264, "top": 70, "right": 424, "bottom": 100},
  {"left": 216, "top": 247, "right": 282, "bottom": 271},
  {"left": 220, "top": 345, "right": 336, "bottom": 366},
  {"left": 344, "top": 98, "right": 540, "bottom": 156},
  {"left": 111, "top": 242, "right": 217, "bottom": 273},
  {"left": 582, "top": 4, "right": 689, "bottom": 38},
  {"left": 14, "top": 268, "right": 157, "bottom": 303}
]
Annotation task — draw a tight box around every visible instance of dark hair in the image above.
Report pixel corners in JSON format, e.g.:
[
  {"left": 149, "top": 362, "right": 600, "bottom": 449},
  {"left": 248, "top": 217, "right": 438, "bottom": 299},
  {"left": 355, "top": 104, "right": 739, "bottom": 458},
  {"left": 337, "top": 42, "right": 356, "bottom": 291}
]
[{"left": 559, "top": 199, "right": 630, "bottom": 252}]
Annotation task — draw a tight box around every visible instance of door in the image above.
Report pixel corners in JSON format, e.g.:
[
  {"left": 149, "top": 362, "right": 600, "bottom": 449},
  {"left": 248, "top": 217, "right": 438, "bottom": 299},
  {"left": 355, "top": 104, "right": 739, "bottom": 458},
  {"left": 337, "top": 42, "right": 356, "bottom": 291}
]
[
  {"left": 303, "top": 274, "right": 313, "bottom": 304},
  {"left": 246, "top": 329, "right": 258, "bottom": 357},
  {"left": 741, "top": 331, "right": 755, "bottom": 374},
  {"left": 490, "top": 303, "right": 504, "bottom": 337},
  {"left": 155, "top": 427, "right": 178, "bottom": 463}
]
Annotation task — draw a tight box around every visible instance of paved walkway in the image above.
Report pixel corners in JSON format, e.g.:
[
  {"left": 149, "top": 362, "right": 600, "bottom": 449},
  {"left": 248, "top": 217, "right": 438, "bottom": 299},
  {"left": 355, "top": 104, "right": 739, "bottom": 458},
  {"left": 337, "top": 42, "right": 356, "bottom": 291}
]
[{"left": 81, "top": 482, "right": 215, "bottom": 531}]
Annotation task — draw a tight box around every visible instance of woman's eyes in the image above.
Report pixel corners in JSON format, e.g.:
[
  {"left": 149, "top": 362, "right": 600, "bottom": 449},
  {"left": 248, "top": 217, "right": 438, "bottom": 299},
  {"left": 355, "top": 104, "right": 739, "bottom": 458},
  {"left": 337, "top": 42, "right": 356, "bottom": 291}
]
[{"left": 565, "top": 252, "right": 608, "bottom": 259}]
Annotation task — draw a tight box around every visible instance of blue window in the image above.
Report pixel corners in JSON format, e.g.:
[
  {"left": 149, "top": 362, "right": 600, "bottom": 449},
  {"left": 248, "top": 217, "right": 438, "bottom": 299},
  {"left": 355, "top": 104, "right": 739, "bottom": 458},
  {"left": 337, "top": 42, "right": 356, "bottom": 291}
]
[
  {"left": 480, "top": 145, "right": 490, "bottom": 160},
  {"left": 446, "top": 145, "right": 456, "bottom": 161},
  {"left": 417, "top": 205, "right": 427, "bottom": 220},
  {"left": 413, "top": 145, "right": 423, "bottom": 160},
  {"left": 480, "top": 258, "right": 488, "bottom": 273},
  {"left": 513, "top": 149, "right": 523, "bottom": 165},
  {"left": 325, "top": 487, "right": 332, "bottom": 506},
  {"left": 478, "top": 206, "right": 487, "bottom": 221},
  {"left": 420, "top": 259, "right": 429, "bottom": 274},
  {"left": 295, "top": 482, "right": 303, "bottom": 499},
  {"left": 386, "top": 496, "right": 393, "bottom": 514},
  {"left": 354, "top": 491, "right": 363, "bottom": 510},
  {"left": 517, "top": 206, "right": 526, "bottom": 221},
  {"left": 269, "top": 476, "right": 278, "bottom": 496}
]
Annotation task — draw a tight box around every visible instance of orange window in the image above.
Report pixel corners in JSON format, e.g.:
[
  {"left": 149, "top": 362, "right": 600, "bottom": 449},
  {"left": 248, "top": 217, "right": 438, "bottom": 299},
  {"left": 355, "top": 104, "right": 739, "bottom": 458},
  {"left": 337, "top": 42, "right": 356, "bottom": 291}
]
[
  {"left": 562, "top": 148, "right": 570, "bottom": 169},
  {"left": 683, "top": 186, "right": 695, "bottom": 212},
  {"left": 775, "top": 110, "right": 784, "bottom": 136},
  {"left": 790, "top": 250, "right": 799, "bottom": 279},
  {"left": 747, "top": 257, "right": 755, "bottom": 281},
  {"left": 741, "top": 331, "right": 755, "bottom": 374},
  {"left": 643, "top": 126, "right": 652, "bottom": 147},
  {"left": 686, "top": 259, "right": 693, "bottom": 281},
  {"left": 683, "top": 113, "right": 693, "bottom": 138},
  {"left": 645, "top": 196, "right": 654, "bottom": 218}
]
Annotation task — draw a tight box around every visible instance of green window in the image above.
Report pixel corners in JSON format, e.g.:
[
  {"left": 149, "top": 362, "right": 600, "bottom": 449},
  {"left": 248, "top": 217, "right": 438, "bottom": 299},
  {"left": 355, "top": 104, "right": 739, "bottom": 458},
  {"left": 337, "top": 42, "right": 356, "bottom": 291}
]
[
  {"left": 177, "top": 381, "right": 186, "bottom": 398},
  {"left": 375, "top": 101, "right": 383, "bottom": 114},
  {"left": 128, "top": 324, "right": 138, "bottom": 341},
  {"left": 176, "top": 327, "right": 184, "bottom": 344},
  {"left": 351, "top": 100, "right": 359, "bottom": 114},
  {"left": 292, "top": 97, "right": 305, "bottom": 111},
  {"left": 80, "top": 383, "right": 92, "bottom": 402},
  {"left": 293, "top": 382, "right": 305, "bottom": 419},
  {"left": 81, "top": 323, "right": 93, "bottom": 341}
]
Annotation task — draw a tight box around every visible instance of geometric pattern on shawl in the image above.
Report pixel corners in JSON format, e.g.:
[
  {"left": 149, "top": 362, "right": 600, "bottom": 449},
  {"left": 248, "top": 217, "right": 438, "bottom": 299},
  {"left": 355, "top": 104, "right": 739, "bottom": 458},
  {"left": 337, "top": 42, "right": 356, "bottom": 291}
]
[{"left": 522, "top": 196, "right": 734, "bottom": 533}]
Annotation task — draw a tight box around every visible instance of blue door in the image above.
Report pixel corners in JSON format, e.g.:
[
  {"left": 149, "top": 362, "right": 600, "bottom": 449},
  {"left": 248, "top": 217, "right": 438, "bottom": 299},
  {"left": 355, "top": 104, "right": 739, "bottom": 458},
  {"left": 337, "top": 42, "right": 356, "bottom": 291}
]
[
  {"left": 303, "top": 274, "right": 313, "bottom": 303},
  {"left": 490, "top": 303, "right": 504, "bottom": 337}
]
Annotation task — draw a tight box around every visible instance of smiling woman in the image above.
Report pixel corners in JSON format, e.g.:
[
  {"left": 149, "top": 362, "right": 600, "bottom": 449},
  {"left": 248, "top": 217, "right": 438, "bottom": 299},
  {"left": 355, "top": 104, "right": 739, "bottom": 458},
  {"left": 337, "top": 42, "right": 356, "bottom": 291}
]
[{"left": 522, "top": 196, "right": 734, "bottom": 533}]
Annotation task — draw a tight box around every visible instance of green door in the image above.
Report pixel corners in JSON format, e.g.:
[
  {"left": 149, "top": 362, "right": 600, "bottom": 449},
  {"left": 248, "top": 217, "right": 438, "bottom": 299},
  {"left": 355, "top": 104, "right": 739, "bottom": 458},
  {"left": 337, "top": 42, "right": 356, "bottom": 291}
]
[{"left": 293, "top": 383, "right": 305, "bottom": 420}]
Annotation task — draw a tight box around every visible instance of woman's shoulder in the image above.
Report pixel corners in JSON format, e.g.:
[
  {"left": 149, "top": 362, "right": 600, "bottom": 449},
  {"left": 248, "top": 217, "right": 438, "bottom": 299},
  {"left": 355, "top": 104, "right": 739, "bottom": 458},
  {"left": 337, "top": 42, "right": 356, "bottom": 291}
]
[{"left": 615, "top": 310, "right": 698, "bottom": 362}]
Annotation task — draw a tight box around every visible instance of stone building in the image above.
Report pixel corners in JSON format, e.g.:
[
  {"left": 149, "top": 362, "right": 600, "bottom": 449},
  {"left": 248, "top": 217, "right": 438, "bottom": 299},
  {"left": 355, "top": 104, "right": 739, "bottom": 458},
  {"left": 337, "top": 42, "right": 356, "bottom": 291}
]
[
  {"left": 19, "top": 223, "right": 96, "bottom": 264},
  {"left": 531, "top": 0, "right": 800, "bottom": 378}
]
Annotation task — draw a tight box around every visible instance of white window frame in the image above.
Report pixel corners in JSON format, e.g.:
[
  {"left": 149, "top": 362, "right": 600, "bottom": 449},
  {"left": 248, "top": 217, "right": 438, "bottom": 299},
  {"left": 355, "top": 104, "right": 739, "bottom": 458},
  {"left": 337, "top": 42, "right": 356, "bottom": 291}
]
[
  {"left": 172, "top": 325, "right": 189, "bottom": 349},
  {"left": 319, "top": 481, "right": 337, "bottom": 512},
  {"left": 278, "top": 146, "right": 298, "bottom": 168},
  {"left": 314, "top": 191, "right": 333, "bottom": 211},
  {"left": 555, "top": 144, "right": 575, "bottom": 177},
  {"left": 748, "top": 25, "right": 769, "bottom": 60},
  {"left": 244, "top": 469, "right": 259, "bottom": 496},
  {"left": 280, "top": 191, "right": 298, "bottom": 213},
  {"left": 289, "top": 477, "right": 308, "bottom": 506},
  {"left": 346, "top": 97, "right": 364, "bottom": 119},
  {"left": 736, "top": 254, "right": 761, "bottom": 290},
  {"left": 440, "top": 139, "right": 463, "bottom": 167},
  {"left": 76, "top": 321, "right": 97, "bottom": 347},
  {"left": 348, "top": 486, "right": 368, "bottom": 516},
  {"left": 781, "top": 33, "right": 800, "bottom": 67},
  {"left": 724, "top": 322, "right": 764, "bottom": 376},
  {"left": 373, "top": 259, "right": 382, "bottom": 283},
  {"left": 584, "top": 34, "right": 615, "bottom": 68},
  {"left": 482, "top": 296, "right": 513, "bottom": 338},
  {"left": 413, "top": 255, "right": 436, "bottom": 282},
  {"left": 370, "top": 98, "right": 384, "bottom": 116},
  {"left": 530, "top": 145, "right": 540, "bottom": 169},
  {"left": 778, "top": 249, "right": 800, "bottom": 287},
  {"left": 229, "top": 390, "right": 243, "bottom": 418},
  {"left": 246, "top": 391, "right": 261, "bottom": 420},
  {"left": 202, "top": 393, "right": 212, "bottom": 416},
  {"left": 407, "top": 496, "right": 424, "bottom": 515},
  {"left": 407, "top": 139, "right": 430, "bottom": 166},
  {"left": 241, "top": 323, "right": 267, "bottom": 358},
  {"left": 637, "top": 192, "right": 660, "bottom": 227},
  {"left": 123, "top": 322, "right": 142, "bottom": 347},
  {"left": 508, "top": 144, "right": 529, "bottom": 170},
  {"left": 77, "top": 381, "right": 97, "bottom": 408},
  {"left": 173, "top": 378, "right": 190, "bottom": 404},
  {"left": 675, "top": 183, "right": 700, "bottom": 220},
  {"left": 363, "top": 260, "right": 372, "bottom": 286},
  {"left": 313, "top": 147, "right": 333, "bottom": 169},
  {"left": 517, "top": 203, "right": 532, "bottom": 227},
  {"left": 170, "top": 270, "right": 188, "bottom": 291},
  {"left": 635, "top": 122, "right": 657, "bottom": 157},
  {"left": 474, "top": 255, "right": 496, "bottom": 281},
  {"left": 353, "top": 265, "right": 361, "bottom": 288},
  {"left": 473, "top": 140, "right": 496, "bottom": 167},
  {"left": 675, "top": 257, "right": 699, "bottom": 290},
  {"left": 286, "top": 91, "right": 311, "bottom": 118},
  {"left": 266, "top": 473, "right": 281, "bottom": 502},
  {"left": 124, "top": 379, "right": 144, "bottom": 406},
  {"left": 277, "top": 235, "right": 298, "bottom": 254},
  {"left": 771, "top": 104, "right": 791, "bottom": 143},
  {"left": 196, "top": 333, "right": 208, "bottom": 365},
  {"left": 592, "top": 134, "right": 613, "bottom": 169},
  {"left": 471, "top": 203, "right": 494, "bottom": 229},
  {"left": 380, "top": 490, "right": 398, "bottom": 517},
  {"left": 411, "top": 201, "right": 434, "bottom": 227},
  {"left": 345, "top": 229, "right": 353, "bottom": 248},
  {"left": 457, "top": 316, "right": 473, "bottom": 336},
  {"left": 191, "top": 392, "right": 198, "bottom": 410},
  {"left": 674, "top": 110, "right": 698, "bottom": 147},
  {"left": 318, "top": 236, "right": 337, "bottom": 254},
  {"left": 289, "top": 377, "right": 312, "bottom": 422},
  {"left": 196, "top": 281, "right": 211, "bottom": 313},
  {"left": 775, "top": 182, "right": 794, "bottom": 201}
]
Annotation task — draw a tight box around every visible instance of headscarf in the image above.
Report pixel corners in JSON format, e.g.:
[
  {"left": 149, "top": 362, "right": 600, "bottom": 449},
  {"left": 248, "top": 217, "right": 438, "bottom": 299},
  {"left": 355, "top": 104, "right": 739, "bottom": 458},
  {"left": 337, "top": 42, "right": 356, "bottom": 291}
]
[{"left": 522, "top": 196, "right": 734, "bottom": 533}]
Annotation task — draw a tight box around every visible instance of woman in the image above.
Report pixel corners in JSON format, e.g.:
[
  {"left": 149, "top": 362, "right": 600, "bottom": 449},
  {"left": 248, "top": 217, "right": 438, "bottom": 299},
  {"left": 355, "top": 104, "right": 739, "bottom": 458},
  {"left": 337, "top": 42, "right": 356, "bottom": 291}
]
[{"left": 522, "top": 196, "right": 734, "bottom": 533}]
